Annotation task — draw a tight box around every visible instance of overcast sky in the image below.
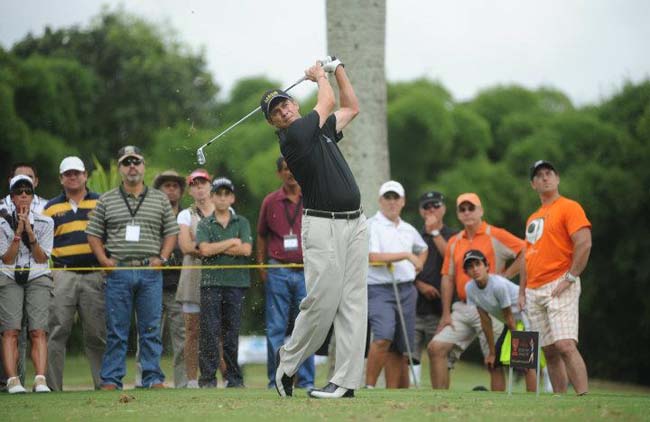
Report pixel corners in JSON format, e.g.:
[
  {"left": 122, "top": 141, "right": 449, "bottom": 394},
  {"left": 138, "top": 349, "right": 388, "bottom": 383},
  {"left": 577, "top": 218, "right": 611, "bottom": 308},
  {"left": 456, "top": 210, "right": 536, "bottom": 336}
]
[{"left": 1, "top": 0, "right": 649, "bottom": 105}]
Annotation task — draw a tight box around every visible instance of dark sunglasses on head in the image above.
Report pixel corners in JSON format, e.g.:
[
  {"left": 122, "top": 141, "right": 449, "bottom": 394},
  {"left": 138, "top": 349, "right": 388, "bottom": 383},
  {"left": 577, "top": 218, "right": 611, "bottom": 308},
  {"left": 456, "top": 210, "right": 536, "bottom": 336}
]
[
  {"left": 422, "top": 202, "right": 442, "bottom": 210},
  {"left": 120, "top": 157, "right": 143, "bottom": 167},
  {"left": 11, "top": 187, "right": 34, "bottom": 196},
  {"left": 458, "top": 204, "right": 476, "bottom": 213}
]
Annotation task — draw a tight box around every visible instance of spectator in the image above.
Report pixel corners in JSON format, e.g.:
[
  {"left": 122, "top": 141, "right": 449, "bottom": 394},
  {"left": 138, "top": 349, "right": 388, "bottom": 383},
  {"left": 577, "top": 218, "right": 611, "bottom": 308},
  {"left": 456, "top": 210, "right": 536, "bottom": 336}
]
[
  {"left": 428, "top": 193, "right": 524, "bottom": 391},
  {"left": 196, "top": 177, "right": 252, "bottom": 388},
  {"left": 43, "top": 157, "right": 105, "bottom": 391},
  {"left": 257, "top": 156, "right": 314, "bottom": 391},
  {"left": 463, "top": 249, "right": 537, "bottom": 392},
  {"left": 519, "top": 161, "right": 592, "bottom": 395},
  {"left": 86, "top": 146, "right": 179, "bottom": 390},
  {"left": 413, "top": 191, "right": 457, "bottom": 386},
  {"left": 0, "top": 163, "right": 47, "bottom": 214},
  {"left": 0, "top": 175, "right": 54, "bottom": 393},
  {"left": 177, "top": 169, "right": 214, "bottom": 388},
  {"left": 133, "top": 170, "right": 187, "bottom": 388},
  {"left": 365, "top": 181, "right": 427, "bottom": 389}
]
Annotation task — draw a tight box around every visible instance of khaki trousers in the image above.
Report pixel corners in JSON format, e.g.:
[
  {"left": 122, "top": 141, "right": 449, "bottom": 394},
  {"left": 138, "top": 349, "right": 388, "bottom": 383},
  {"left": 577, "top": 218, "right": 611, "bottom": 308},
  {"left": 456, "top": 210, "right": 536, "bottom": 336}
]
[
  {"left": 279, "top": 214, "right": 368, "bottom": 390},
  {"left": 47, "top": 270, "right": 106, "bottom": 391}
]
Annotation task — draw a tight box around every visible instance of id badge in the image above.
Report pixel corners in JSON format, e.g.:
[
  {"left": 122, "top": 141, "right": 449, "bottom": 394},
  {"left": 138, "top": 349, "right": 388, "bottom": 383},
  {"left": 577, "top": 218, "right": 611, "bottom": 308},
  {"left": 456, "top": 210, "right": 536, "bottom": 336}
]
[
  {"left": 125, "top": 224, "right": 141, "bottom": 242},
  {"left": 283, "top": 234, "right": 299, "bottom": 252}
]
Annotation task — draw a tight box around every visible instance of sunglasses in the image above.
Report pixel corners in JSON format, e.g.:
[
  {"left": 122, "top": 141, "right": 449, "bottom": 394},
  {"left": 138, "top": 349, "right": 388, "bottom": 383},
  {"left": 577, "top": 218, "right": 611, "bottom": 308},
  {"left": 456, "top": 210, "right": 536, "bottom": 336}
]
[
  {"left": 422, "top": 202, "right": 442, "bottom": 210},
  {"left": 458, "top": 204, "right": 476, "bottom": 213},
  {"left": 120, "top": 157, "right": 143, "bottom": 167},
  {"left": 382, "top": 192, "right": 401, "bottom": 200},
  {"left": 11, "top": 188, "right": 34, "bottom": 196}
]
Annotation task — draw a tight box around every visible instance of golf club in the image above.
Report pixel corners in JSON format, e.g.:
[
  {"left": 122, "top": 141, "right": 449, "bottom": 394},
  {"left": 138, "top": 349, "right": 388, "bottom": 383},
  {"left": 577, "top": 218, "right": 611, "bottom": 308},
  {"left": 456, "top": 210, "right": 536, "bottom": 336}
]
[{"left": 196, "top": 75, "right": 307, "bottom": 165}]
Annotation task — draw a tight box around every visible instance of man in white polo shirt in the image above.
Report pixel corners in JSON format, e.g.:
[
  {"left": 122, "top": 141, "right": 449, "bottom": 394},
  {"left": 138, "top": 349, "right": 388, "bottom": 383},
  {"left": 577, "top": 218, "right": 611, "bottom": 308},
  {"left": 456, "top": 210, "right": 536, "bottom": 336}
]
[{"left": 365, "top": 181, "right": 428, "bottom": 388}]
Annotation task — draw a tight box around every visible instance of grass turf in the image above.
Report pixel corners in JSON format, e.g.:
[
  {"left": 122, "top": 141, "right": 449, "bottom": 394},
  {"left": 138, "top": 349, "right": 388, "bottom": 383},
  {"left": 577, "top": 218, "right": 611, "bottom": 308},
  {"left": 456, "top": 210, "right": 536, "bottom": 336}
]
[{"left": 3, "top": 355, "right": 650, "bottom": 421}]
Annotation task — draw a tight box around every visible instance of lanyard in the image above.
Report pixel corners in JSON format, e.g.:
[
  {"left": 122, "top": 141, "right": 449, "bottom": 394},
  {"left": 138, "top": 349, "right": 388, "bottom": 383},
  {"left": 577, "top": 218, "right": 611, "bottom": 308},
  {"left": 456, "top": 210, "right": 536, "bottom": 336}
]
[
  {"left": 119, "top": 185, "right": 148, "bottom": 220},
  {"left": 282, "top": 197, "right": 302, "bottom": 234}
]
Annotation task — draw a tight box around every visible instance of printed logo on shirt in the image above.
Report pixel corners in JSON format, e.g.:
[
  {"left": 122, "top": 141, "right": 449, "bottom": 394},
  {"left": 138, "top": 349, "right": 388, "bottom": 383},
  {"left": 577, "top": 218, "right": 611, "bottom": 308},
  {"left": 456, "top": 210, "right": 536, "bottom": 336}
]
[
  {"left": 321, "top": 134, "right": 334, "bottom": 144},
  {"left": 526, "top": 217, "right": 544, "bottom": 244}
]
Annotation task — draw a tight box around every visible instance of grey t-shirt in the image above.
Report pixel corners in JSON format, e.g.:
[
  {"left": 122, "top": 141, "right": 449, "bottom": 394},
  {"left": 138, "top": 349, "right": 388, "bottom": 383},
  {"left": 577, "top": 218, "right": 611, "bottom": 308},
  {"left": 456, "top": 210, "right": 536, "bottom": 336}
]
[{"left": 465, "top": 274, "right": 526, "bottom": 326}]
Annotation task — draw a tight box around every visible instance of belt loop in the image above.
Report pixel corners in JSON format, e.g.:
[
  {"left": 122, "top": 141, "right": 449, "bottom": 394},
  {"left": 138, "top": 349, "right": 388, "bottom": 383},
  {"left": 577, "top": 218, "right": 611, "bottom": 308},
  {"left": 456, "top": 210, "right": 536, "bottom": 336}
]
[{"left": 331, "top": 212, "right": 335, "bottom": 220}]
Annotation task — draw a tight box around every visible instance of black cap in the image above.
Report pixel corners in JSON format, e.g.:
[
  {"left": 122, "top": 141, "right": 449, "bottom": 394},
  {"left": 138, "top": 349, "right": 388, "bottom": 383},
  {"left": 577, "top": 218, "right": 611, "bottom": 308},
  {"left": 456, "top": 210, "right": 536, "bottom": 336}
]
[
  {"left": 419, "top": 191, "right": 444, "bottom": 208},
  {"left": 260, "top": 89, "right": 292, "bottom": 120},
  {"left": 462, "top": 249, "right": 487, "bottom": 269},
  {"left": 211, "top": 177, "right": 235, "bottom": 193},
  {"left": 530, "top": 160, "right": 557, "bottom": 180}
]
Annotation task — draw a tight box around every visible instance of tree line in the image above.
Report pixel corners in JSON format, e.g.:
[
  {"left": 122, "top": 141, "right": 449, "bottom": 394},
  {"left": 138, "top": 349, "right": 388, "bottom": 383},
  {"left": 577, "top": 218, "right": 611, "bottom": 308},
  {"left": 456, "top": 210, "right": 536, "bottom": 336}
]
[{"left": 1, "top": 10, "right": 649, "bottom": 385}]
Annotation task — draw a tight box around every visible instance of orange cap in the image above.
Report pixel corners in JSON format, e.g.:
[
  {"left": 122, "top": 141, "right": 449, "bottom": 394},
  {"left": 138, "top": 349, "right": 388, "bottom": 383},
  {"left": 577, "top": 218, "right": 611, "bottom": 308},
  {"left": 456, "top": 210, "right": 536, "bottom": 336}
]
[{"left": 456, "top": 193, "right": 482, "bottom": 207}]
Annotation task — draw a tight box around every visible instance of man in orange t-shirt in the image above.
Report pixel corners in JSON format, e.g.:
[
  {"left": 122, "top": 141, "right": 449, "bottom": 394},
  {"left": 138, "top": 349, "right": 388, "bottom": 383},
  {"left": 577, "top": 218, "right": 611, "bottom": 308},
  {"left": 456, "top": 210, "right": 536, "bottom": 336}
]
[
  {"left": 428, "top": 193, "right": 524, "bottom": 390},
  {"left": 519, "top": 160, "right": 592, "bottom": 396}
]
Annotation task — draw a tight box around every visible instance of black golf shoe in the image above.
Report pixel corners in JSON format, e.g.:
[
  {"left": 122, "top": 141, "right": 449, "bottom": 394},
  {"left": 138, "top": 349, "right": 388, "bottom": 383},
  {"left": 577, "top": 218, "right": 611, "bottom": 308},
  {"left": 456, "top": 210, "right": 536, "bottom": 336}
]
[
  {"left": 308, "top": 382, "right": 355, "bottom": 399},
  {"left": 274, "top": 350, "right": 294, "bottom": 397}
]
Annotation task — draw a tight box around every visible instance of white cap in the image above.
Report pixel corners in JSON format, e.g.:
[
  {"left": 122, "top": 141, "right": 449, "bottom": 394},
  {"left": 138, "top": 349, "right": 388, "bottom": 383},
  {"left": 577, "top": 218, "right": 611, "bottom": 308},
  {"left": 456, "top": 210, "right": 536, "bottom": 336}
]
[
  {"left": 378, "top": 180, "right": 405, "bottom": 198},
  {"left": 9, "top": 174, "right": 34, "bottom": 190},
  {"left": 59, "top": 156, "right": 86, "bottom": 174}
]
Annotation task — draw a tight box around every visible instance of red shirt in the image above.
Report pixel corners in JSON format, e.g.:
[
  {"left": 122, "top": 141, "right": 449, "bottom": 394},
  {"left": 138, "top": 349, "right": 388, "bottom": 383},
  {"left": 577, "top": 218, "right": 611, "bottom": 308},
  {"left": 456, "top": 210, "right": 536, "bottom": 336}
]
[{"left": 257, "top": 187, "right": 303, "bottom": 263}]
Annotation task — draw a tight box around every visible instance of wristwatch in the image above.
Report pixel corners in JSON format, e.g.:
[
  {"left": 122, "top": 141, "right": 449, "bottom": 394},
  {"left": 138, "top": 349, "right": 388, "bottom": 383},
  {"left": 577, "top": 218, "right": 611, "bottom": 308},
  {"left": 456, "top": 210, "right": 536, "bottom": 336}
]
[
  {"left": 565, "top": 272, "right": 578, "bottom": 283},
  {"left": 159, "top": 256, "right": 169, "bottom": 266},
  {"left": 430, "top": 229, "right": 441, "bottom": 237}
]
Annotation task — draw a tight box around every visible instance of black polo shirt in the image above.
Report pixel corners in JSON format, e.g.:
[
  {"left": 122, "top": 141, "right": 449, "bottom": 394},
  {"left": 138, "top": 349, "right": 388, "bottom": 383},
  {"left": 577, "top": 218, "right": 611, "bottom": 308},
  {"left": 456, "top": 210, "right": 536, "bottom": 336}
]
[
  {"left": 277, "top": 110, "right": 360, "bottom": 212},
  {"left": 416, "top": 225, "right": 457, "bottom": 316}
]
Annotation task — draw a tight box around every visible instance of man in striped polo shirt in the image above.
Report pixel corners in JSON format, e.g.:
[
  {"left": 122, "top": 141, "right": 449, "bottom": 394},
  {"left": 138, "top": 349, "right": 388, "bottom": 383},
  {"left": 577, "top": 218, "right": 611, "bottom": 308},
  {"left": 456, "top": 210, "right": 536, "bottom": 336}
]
[
  {"left": 86, "top": 146, "right": 179, "bottom": 390},
  {"left": 43, "top": 156, "right": 105, "bottom": 391}
]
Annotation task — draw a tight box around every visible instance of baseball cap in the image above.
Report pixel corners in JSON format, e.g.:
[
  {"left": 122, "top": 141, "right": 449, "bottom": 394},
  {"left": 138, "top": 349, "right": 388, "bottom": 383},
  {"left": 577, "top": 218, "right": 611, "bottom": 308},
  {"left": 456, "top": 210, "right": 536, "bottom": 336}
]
[
  {"left": 463, "top": 249, "right": 487, "bottom": 268},
  {"left": 9, "top": 174, "right": 34, "bottom": 190},
  {"left": 419, "top": 191, "right": 444, "bottom": 208},
  {"left": 379, "top": 180, "right": 405, "bottom": 198},
  {"left": 456, "top": 193, "right": 481, "bottom": 207},
  {"left": 117, "top": 145, "right": 144, "bottom": 164},
  {"left": 59, "top": 156, "right": 86, "bottom": 174},
  {"left": 260, "top": 89, "right": 293, "bottom": 120},
  {"left": 211, "top": 177, "right": 235, "bottom": 193},
  {"left": 153, "top": 170, "right": 186, "bottom": 190},
  {"left": 187, "top": 169, "right": 212, "bottom": 185},
  {"left": 530, "top": 160, "right": 557, "bottom": 180}
]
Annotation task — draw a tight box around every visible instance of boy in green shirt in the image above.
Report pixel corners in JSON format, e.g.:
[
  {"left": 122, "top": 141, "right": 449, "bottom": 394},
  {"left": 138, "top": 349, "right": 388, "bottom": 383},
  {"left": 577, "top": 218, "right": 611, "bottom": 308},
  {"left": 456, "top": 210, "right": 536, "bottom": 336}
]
[{"left": 196, "top": 178, "right": 252, "bottom": 388}]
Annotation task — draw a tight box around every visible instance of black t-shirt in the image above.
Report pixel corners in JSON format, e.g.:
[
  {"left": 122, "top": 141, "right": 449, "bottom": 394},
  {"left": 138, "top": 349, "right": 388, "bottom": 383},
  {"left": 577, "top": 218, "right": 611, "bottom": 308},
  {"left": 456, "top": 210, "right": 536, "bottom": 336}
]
[
  {"left": 415, "top": 225, "right": 457, "bottom": 316},
  {"left": 278, "top": 110, "right": 361, "bottom": 211}
]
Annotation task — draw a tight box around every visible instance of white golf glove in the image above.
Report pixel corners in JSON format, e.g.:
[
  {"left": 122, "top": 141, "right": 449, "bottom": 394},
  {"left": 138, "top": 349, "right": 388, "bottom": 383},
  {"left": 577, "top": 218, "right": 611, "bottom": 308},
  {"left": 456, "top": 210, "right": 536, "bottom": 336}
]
[{"left": 320, "top": 56, "right": 344, "bottom": 73}]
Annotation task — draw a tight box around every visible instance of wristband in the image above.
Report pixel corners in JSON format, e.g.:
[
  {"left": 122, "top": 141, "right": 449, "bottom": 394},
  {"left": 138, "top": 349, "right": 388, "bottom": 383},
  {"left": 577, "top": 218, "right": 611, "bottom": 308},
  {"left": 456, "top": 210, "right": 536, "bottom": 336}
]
[
  {"left": 159, "top": 255, "right": 169, "bottom": 266},
  {"left": 12, "top": 235, "right": 21, "bottom": 243},
  {"left": 431, "top": 230, "right": 441, "bottom": 237}
]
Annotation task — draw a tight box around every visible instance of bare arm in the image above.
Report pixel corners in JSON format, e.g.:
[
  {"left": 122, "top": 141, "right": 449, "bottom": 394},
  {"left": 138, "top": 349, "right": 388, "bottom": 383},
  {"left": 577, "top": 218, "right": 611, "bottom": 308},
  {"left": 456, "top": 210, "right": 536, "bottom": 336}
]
[
  {"left": 224, "top": 242, "right": 252, "bottom": 257},
  {"left": 179, "top": 225, "right": 199, "bottom": 256},
  {"left": 256, "top": 234, "right": 268, "bottom": 282},
  {"left": 478, "top": 307, "right": 496, "bottom": 368},
  {"left": 87, "top": 235, "right": 116, "bottom": 268},
  {"left": 436, "top": 275, "right": 455, "bottom": 334},
  {"left": 333, "top": 66, "right": 360, "bottom": 132},
  {"left": 569, "top": 228, "right": 592, "bottom": 277},
  {"left": 518, "top": 248, "right": 527, "bottom": 310},
  {"left": 502, "top": 307, "right": 517, "bottom": 331},
  {"left": 305, "top": 62, "right": 335, "bottom": 127},
  {"left": 159, "top": 235, "right": 177, "bottom": 260},
  {"left": 502, "top": 251, "right": 524, "bottom": 279},
  {"left": 199, "top": 238, "right": 241, "bottom": 257}
]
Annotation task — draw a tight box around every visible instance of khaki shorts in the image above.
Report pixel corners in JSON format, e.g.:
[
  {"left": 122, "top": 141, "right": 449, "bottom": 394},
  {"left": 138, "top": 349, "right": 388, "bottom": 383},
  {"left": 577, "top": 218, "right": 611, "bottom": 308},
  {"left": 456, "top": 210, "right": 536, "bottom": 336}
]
[
  {"left": 526, "top": 276, "right": 581, "bottom": 347},
  {"left": 432, "top": 301, "right": 504, "bottom": 364},
  {"left": 415, "top": 313, "right": 440, "bottom": 358},
  {"left": 0, "top": 273, "right": 53, "bottom": 332}
]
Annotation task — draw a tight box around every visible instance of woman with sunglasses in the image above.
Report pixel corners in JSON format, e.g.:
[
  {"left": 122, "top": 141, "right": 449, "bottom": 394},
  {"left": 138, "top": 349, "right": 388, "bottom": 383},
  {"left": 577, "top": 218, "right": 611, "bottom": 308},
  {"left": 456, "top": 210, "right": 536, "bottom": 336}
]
[{"left": 0, "top": 175, "right": 54, "bottom": 394}]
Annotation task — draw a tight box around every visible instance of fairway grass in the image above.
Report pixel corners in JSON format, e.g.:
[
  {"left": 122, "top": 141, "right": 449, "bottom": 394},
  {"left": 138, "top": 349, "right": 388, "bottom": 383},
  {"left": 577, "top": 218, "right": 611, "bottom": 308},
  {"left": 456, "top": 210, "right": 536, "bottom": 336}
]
[{"left": 4, "top": 356, "right": 650, "bottom": 421}]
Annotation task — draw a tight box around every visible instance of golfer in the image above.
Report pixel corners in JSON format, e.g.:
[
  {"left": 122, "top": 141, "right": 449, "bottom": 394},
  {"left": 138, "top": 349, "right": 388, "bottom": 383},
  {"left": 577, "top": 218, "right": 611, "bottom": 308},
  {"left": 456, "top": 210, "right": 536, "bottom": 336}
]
[{"left": 261, "top": 57, "right": 367, "bottom": 399}]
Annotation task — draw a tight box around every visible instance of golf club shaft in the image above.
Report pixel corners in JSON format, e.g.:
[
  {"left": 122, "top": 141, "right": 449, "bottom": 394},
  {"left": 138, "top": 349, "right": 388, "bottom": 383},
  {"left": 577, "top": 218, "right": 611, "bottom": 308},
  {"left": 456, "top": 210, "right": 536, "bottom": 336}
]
[{"left": 198, "top": 75, "right": 307, "bottom": 151}]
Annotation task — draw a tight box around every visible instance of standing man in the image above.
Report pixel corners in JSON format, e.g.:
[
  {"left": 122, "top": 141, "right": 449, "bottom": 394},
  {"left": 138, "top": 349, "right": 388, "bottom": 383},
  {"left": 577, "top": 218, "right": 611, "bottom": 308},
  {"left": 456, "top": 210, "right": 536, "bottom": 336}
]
[
  {"left": 428, "top": 193, "right": 524, "bottom": 391},
  {"left": 86, "top": 146, "right": 179, "bottom": 390},
  {"left": 365, "top": 181, "right": 427, "bottom": 389},
  {"left": 133, "top": 170, "right": 187, "bottom": 388},
  {"left": 257, "top": 156, "right": 314, "bottom": 391},
  {"left": 519, "top": 160, "right": 591, "bottom": 395},
  {"left": 413, "top": 191, "right": 457, "bottom": 387},
  {"left": 44, "top": 157, "right": 105, "bottom": 391},
  {"left": 261, "top": 56, "right": 367, "bottom": 399}
]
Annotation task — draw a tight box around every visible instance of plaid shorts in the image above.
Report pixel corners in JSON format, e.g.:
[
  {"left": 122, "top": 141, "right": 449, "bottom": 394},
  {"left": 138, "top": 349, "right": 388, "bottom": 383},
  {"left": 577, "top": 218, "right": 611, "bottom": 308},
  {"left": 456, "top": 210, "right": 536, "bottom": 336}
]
[{"left": 525, "top": 275, "right": 581, "bottom": 347}]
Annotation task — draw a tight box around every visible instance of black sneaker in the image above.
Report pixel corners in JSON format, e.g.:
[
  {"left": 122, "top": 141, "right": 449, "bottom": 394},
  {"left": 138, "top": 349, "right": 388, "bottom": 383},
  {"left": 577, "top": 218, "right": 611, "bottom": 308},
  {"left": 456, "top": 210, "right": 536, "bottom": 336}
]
[
  {"left": 308, "top": 382, "right": 354, "bottom": 399},
  {"left": 274, "top": 350, "right": 294, "bottom": 397}
]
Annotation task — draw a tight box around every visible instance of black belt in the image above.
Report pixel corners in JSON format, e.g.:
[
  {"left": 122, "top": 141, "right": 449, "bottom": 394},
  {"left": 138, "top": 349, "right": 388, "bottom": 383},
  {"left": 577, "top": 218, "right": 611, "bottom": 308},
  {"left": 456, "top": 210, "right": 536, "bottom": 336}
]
[
  {"left": 303, "top": 208, "right": 362, "bottom": 220},
  {"left": 117, "top": 258, "right": 150, "bottom": 267}
]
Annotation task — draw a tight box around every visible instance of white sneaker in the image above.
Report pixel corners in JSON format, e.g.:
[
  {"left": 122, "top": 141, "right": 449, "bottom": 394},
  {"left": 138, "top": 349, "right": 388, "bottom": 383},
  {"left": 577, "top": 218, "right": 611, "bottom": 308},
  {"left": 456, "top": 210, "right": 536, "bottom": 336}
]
[
  {"left": 33, "top": 375, "right": 51, "bottom": 393},
  {"left": 187, "top": 379, "right": 200, "bottom": 389},
  {"left": 7, "top": 377, "right": 26, "bottom": 394}
]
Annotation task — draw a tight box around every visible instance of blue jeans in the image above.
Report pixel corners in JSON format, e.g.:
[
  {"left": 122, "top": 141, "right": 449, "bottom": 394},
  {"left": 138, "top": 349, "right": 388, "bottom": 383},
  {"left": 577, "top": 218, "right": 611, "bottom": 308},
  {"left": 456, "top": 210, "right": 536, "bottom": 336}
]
[
  {"left": 100, "top": 268, "right": 164, "bottom": 388},
  {"left": 265, "top": 263, "right": 315, "bottom": 388},
  {"left": 199, "top": 286, "right": 246, "bottom": 387}
]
